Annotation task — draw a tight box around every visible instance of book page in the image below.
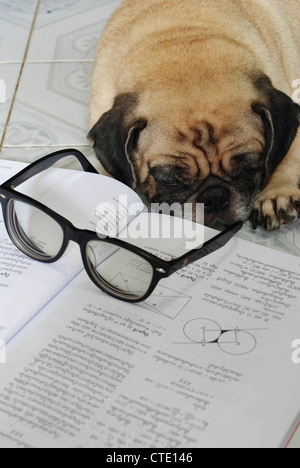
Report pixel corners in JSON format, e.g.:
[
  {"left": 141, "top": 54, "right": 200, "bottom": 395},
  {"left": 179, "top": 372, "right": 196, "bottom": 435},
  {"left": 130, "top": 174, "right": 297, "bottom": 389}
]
[
  {"left": 0, "top": 236, "right": 299, "bottom": 448},
  {"left": 122, "top": 212, "right": 210, "bottom": 260},
  {"left": 15, "top": 162, "right": 144, "bottom": 235},
  {"left": 0, "top": 161, "right": 83, "bottom": 344},
  {"left": 0, "top": 160, "right": 144, "bottom": 344}
]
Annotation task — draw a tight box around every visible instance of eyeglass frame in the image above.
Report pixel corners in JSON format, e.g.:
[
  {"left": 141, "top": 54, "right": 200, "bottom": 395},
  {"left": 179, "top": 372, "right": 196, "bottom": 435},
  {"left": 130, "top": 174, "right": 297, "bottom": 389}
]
[{"left": 0, "top": 149, "right": 243, "bottom": 303}]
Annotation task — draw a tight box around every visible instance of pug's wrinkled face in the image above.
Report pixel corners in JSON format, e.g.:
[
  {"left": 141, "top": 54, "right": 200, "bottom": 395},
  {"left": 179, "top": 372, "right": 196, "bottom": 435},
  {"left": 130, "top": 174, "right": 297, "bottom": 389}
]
[
  {"left": 88, "top": 75, "right": 300, "bottom": 228},
  {"left": 133, "top": 106, "right": 265, "bottom": 228}
]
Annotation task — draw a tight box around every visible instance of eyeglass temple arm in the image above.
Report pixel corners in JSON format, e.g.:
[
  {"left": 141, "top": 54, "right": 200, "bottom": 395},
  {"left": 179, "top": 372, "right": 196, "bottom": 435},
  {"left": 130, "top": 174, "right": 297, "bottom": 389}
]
[
  {"left": 3, "top": 149, "right": 99, "bottom": 188},
  {"left": 167, "top": 221, "right": 243, "bottom": 276}
]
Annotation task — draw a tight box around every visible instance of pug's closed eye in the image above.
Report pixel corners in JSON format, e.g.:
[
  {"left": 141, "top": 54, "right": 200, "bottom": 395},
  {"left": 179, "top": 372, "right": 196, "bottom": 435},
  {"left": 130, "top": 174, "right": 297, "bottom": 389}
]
[
  {"left": 150, "top": 165, "right": 194, "bottom": 189},
  {"left": 224, "top": 153, "right": 263, "bottom": 179}
]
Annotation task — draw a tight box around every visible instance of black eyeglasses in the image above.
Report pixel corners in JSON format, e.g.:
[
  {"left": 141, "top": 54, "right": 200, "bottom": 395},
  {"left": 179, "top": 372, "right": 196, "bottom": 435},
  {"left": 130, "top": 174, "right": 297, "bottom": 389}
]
[{"left": 0, "top": 149, "right": 243, "bottom": 303}]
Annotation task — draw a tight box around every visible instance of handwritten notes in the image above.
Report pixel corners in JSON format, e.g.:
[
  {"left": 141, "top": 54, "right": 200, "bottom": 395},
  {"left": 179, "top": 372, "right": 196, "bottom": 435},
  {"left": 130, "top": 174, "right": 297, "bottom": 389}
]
[
  {"left": 0, "top": 236, "right": 32, "bottom": 285},
  {"left": 94, "top": 393, "right": 209, "bottom": 448},
  {"left": 176, "top": 249, "right": 300, "bottom": 324},
  {"left": 0, "top": 333, "right": 136, "bottom": 441}
]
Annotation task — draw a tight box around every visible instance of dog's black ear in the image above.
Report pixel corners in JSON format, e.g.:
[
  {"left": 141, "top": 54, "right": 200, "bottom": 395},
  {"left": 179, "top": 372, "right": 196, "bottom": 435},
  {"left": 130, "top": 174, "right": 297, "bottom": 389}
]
[
  {"left": 88, "top": 93, "right": 147, "bottom": 188},
  {"left": 252, "top": 76, "right": 300, "bottom": 176}
]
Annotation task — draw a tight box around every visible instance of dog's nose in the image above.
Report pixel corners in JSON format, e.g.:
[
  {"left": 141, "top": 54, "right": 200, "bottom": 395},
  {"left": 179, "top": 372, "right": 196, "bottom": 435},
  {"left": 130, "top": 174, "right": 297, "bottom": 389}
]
[{"left": 198, "top": 185, "right": 231, "bottom": 213}]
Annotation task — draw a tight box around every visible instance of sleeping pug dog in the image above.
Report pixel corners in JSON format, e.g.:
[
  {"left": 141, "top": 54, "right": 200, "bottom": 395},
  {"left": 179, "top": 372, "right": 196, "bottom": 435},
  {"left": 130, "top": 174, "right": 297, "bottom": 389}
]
[{"left": 89, "top": 0, "right": 300, "bottom": 230}]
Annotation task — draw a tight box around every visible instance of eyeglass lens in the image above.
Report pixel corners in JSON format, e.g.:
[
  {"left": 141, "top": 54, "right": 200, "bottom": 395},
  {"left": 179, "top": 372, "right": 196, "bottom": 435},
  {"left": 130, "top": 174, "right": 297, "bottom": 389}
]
[
  {"left": 86, "top": 240, "right": 154, "bottom": 300},
  {"left": 6, "top": 199, "right": 64, "bottom": 261}
]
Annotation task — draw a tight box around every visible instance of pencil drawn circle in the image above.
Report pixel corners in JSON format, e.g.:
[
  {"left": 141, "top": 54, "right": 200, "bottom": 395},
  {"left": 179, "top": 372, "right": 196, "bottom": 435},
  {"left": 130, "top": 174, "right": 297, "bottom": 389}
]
[
  {"left": 218, "top": 330, "right": 257, "bottom": 355},
  {"left": 183, "top": 318, "right": 222, "bottom": 344}
]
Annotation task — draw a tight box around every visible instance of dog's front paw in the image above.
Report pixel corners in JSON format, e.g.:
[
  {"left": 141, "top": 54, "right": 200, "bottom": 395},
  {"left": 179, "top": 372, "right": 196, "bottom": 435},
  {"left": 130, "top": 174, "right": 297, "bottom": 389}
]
[{"left": 251, "top": 185, "right": 300, "bottom": 230}]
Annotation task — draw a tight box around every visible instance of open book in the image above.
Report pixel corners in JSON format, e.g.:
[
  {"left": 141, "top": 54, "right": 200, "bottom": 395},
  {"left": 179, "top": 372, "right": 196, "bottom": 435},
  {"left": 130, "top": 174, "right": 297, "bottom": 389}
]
[{"left": 0, "top": 159, "right": 299, "bottom": 448}]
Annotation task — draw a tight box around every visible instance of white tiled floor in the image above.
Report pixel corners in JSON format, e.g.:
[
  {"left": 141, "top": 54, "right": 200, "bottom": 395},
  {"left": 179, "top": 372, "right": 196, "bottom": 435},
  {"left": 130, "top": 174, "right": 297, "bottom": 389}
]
[
  {"left": 0, "top": 0, "right": 123, "bottom": 168},
  {"left": 0, "top": 0, "right": 300, "bottom": 449}
]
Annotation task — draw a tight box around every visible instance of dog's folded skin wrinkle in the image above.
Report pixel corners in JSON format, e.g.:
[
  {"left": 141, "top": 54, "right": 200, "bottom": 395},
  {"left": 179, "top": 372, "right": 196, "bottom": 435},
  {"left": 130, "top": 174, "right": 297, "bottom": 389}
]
[{"left": 89, "top": 0, "right": 300, "bottom": 231}]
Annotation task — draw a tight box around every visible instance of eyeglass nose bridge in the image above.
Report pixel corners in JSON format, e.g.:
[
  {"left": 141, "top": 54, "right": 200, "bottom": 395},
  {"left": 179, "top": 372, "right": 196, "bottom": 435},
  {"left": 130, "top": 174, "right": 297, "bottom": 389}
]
[{"left": 65, "top": 223, "right": 88, "bottom": 247}]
